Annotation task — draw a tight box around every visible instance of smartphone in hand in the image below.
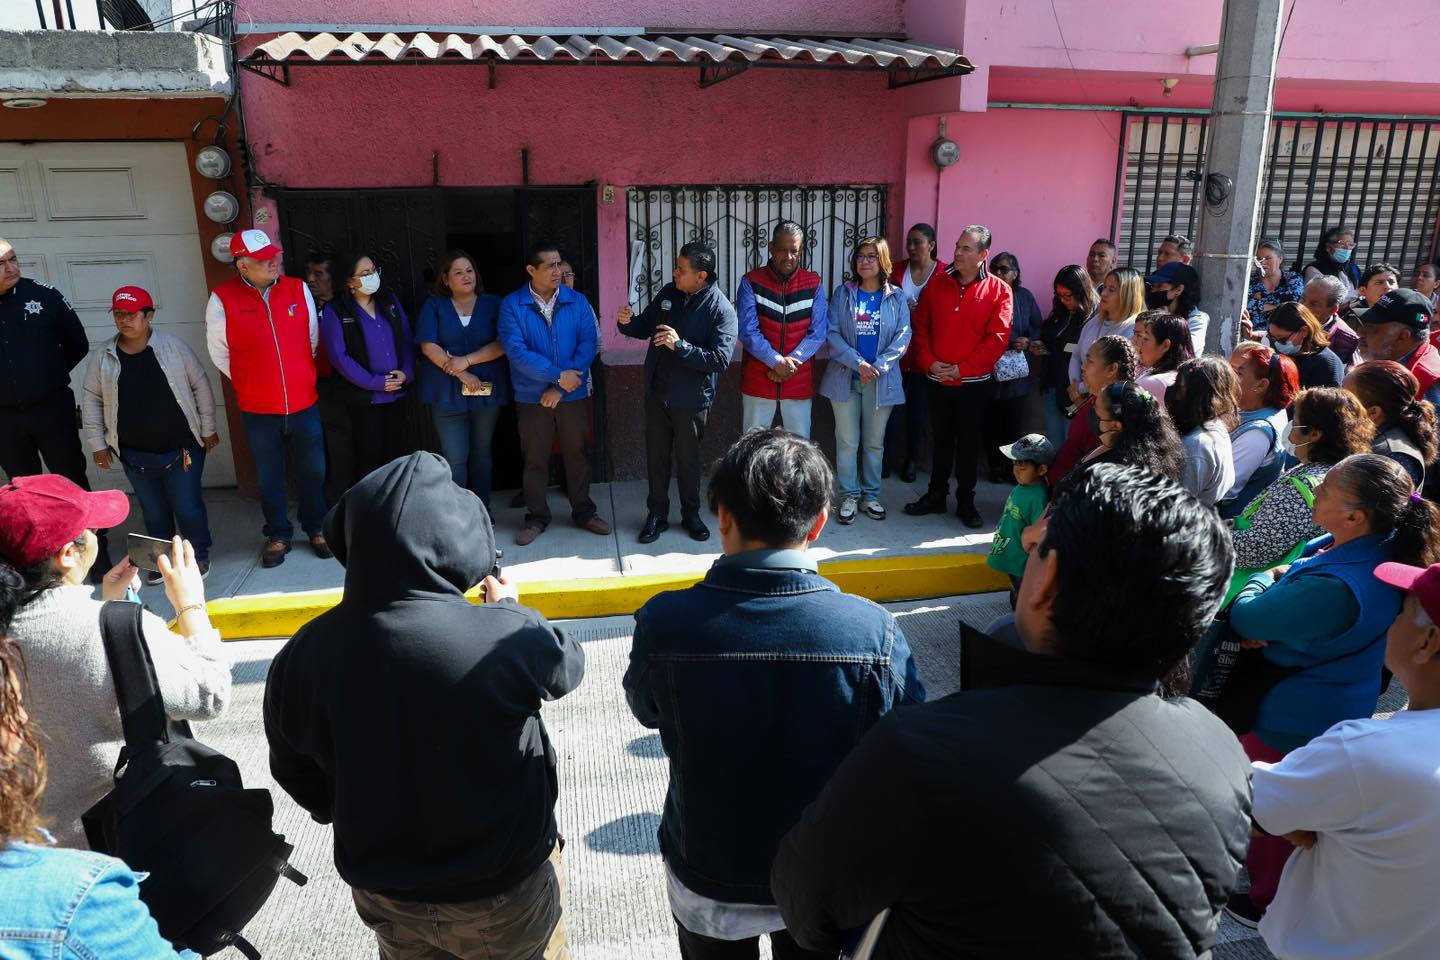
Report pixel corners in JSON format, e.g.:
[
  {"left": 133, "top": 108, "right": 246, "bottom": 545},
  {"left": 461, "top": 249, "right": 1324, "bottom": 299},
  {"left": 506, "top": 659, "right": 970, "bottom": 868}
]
[{"left": 126, "top": 533, "right": 171, "bottom": 573}]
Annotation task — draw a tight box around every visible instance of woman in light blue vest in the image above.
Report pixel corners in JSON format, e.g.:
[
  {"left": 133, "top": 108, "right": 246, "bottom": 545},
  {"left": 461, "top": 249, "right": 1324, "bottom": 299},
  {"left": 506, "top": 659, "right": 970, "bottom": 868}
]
[
  {"left": 1225, "top": 453, "right": 1440, "bottom": 922},
  {"left": 1220, "top": 342, "right": 1300, "bottom": 520},
  {"left": 818, "top": 237, "right": 910, "bottom": 524}
]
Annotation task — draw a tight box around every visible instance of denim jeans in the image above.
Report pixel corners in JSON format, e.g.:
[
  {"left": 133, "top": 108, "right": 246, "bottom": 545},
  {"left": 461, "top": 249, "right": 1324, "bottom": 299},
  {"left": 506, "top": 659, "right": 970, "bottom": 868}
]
[
  {"left": 240, "top": 403, "right": 328, "bottom": 543},
  {"left": 741, "top": 395, "right": 812, "bottom": 438},
  {"left": 432, "top": 405, "right": 502, "bottom": 506},
  {"left": 121, "top": 444, "right": 212, "bottom": 561},
  {"left": 830, "top": 378, "right": 892, "bottom": 500},
  {"left": 1041, "top": 389, "right": 1071, "bottom": 449}
]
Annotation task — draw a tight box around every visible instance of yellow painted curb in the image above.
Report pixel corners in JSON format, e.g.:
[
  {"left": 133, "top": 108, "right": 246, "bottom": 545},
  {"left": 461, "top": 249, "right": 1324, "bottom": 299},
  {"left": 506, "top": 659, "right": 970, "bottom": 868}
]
[{"left": 203, "top": 552, "right": 1009, "bottom": 640}]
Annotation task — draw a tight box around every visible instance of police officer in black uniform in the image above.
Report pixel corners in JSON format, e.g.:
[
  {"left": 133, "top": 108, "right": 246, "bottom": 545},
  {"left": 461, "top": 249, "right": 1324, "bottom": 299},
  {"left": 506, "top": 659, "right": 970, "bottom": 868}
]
[{"left": 0, "top": 236, "right": 92, "bottom": 485}]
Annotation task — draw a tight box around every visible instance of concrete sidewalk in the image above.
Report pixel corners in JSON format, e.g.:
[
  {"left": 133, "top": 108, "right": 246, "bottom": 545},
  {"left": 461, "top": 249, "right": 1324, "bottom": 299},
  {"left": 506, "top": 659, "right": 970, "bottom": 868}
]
[
  {"left": 120, "top": 472, "right": 1014, "bottom": 621},
  {"left": 198, "top": 594, "right": 1282, "bottom": 960}
]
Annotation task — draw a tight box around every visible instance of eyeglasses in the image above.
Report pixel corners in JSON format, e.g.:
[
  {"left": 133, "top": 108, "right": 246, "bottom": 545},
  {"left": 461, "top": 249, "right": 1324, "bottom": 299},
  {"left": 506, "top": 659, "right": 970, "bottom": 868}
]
[
  {"left": 354, "top": 268, "right": 379, "bottom": 278},
  {"left": 856, "top": 253, "right": 880, "bottom": 263}
]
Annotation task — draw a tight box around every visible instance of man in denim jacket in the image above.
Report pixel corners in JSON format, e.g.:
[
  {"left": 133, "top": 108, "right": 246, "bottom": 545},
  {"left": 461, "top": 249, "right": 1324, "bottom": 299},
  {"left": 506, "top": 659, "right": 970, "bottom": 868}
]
[{"left": 623, "top": 428, "right": 924, "bottom": 960}]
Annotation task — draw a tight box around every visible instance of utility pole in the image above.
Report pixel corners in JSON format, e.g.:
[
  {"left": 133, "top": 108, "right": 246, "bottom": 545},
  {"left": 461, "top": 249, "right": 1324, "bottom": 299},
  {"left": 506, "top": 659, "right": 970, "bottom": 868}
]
[{"left": 1195, "top": 0, "right": 1285, "bottom": 355}]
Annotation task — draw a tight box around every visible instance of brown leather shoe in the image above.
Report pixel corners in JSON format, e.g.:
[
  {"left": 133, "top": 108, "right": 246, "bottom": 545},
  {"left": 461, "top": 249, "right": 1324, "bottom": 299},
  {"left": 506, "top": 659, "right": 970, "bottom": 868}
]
[
  {"left": 515, "top": 525, "right": 544, "bottom": 546},
  {"left": 579, "top": 515, "right": 611, "bottom": 535},
  {"left": 309, "top": 533, "right": 333, "bottom": 559},
  {"left": 261, "top": 539, "right": 291, "bottom": 568}
]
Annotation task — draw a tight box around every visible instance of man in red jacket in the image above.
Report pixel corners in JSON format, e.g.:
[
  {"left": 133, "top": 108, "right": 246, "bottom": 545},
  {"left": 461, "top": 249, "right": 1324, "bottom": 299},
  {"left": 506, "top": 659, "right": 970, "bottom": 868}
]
[
  {"left": 206, "top": 229, "right": 329, "bottom": 568},
  {"left": 902, "top": 226, "right": 1012, "bottom": 527}
]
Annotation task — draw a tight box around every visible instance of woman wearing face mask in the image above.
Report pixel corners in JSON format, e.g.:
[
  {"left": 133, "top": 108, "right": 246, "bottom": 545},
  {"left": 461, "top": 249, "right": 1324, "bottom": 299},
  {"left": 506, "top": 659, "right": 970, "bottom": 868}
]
[
  {"left": 319, "top": 251, "right": 415, "bottom": 483},
  {"left": 1344, "top": 360, "right": 1439, "bottom": 488},
  {"left": 1221, "top": 344, "right": 1301, "bottom": 519},
  {"left": 1229, "top": 387, "right": 1376, "bottom": 585},
  {"left": 882, "top": 223, "right": 947, "bottom": 483},
  {"left": 1134, "top": 311, "right": 1195, "bottom": 402},
  {"left": 1068, "top": 267, "right": 1142, "bottom": 406},
  {"left": 1302, "top": 226, "right": 1362, "bottom": 299},
  {"left": 1223, "top": 453, "right": 1440, "bottom": 927},
  {"left": 0, "top": 566, "right": 193, "bottom": 958},
  {"left": 1050, "top": 334, "right": 1137, "bottom": 489},
  {"left": 1265, "top": 302, "right": 1344, "bottom": 388},
  {"left": 1067, "top": 380, "right": 1183, "bottom": 482},
  {"left": 1032, "top": 265, "right": 1098, "bottom": 448},
  {"left": 1166, "top": 357, "right": 1239, "bottom": 508},
  {"left": 983, "top": 252, "right": 1044, "bottom": 483}
]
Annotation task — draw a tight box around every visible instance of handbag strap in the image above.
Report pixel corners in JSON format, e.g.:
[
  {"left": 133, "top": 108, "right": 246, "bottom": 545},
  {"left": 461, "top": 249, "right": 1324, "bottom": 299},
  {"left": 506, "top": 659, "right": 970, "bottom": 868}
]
[{"left": 98, "top": 600, "right": 170, "bottom": 767}]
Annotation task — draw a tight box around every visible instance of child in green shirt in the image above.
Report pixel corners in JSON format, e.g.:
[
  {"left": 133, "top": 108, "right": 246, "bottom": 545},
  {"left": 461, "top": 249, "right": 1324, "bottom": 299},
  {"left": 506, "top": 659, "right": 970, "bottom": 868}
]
[{"left": 988, "top": 433, "right": 1054, "bottom": 607}]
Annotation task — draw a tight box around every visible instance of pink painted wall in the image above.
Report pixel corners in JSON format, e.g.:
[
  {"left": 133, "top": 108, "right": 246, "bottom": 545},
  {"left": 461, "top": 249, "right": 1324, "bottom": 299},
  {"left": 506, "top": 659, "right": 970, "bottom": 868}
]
[
  {"left": 240, "top": 62, "right": 906, "bottom": 363},
  {"left": 955, "top": 0, "right": 1439, "bottom": 89},
  {"left": 902, "top": 109, "right": 1123, "bottom": 302},
  {"left": 232, "top": 0, "right": 905, "bottom": 35}
]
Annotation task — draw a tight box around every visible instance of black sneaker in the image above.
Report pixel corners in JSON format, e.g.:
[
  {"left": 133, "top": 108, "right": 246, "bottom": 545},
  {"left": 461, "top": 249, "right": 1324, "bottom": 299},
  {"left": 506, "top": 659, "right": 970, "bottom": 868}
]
[
  {"left": 1224, "top": 891, "right": 1264, "bottom": 930},
  {"left": 903, "top": 492, "right": 948, "bottom": 516},
  {"left": 957, "top": 500, "right": 983, "bottom": 528}
]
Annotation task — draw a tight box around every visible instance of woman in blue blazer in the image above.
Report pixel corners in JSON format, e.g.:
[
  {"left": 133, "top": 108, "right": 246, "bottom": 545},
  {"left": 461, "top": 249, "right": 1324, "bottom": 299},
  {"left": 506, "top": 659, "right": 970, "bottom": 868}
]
[{"left": 817, "top": 237, "right": 911, "bottom": 524}]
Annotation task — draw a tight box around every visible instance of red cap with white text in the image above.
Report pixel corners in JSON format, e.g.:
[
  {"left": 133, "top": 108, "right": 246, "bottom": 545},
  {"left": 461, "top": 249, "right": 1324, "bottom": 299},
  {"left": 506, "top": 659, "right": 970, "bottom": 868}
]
[
  {"left": 111, "top": 285, "right": 154, "bottom": 312},
  {"left": 229, "top": 228, "right": 281, "bottom": 261}
]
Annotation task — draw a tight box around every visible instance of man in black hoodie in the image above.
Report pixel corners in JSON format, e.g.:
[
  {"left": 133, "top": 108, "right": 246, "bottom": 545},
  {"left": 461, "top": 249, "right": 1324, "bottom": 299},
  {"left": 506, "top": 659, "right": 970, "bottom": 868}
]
[{"left": 264, "top": 452, "right": 584, "bottom": 959}]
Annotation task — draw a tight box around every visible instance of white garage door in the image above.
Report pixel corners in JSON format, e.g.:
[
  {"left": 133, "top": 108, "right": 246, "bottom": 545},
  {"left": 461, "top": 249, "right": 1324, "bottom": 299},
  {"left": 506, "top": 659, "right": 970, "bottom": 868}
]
[{"left": 0, "top": 141, "right": 234, "bottom": 488}]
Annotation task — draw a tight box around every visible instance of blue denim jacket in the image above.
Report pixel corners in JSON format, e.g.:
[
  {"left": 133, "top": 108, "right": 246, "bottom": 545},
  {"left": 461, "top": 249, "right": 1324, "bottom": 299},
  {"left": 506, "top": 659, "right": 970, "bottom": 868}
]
[
  {"left": 0, "top": 841, "right": 192, "bottom": 958},
  {"left": 623, "top": 549, "right": 925, "bottom": 905}
]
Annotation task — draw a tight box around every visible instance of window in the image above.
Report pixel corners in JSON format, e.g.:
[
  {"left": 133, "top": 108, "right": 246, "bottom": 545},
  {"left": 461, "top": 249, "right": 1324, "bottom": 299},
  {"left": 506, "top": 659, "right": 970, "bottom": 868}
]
[{"left": 626, "top": 185, "right": 887, "bottom": 310}]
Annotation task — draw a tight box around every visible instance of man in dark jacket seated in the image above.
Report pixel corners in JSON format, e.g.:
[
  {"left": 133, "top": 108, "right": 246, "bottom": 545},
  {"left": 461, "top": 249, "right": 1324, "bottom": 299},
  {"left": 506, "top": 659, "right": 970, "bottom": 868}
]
[
  {"left": 264, "top": 452, "right": 585, "bottom": 959},
  {"left": 771, "top": 463, "right": 1253, "bottom": 959},
  {"left": 624, "top": 428, "right": 925, "bottom": 960}
]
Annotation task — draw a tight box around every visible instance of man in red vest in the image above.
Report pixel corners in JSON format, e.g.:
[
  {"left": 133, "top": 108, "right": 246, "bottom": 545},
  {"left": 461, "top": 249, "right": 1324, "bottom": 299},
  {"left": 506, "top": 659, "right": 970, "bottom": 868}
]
[
  {"left": 205, "top": 229, "right": 329, "bottom": 568},
  {"left": 735, "top": 221, "right": 828, "bottom": 439},
  {"left": 902, "top": 225, "right": 1012, "bottom": 528},
  {"left": 1356, "top": 289, "right": 1440, "bottom": 408}
]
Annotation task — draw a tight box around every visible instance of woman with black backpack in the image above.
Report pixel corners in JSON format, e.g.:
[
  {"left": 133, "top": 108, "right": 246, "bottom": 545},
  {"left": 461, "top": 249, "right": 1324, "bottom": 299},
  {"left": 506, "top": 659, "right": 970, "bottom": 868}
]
[{"left": 319, "top": 251, "right": 416, "bottom": 485}]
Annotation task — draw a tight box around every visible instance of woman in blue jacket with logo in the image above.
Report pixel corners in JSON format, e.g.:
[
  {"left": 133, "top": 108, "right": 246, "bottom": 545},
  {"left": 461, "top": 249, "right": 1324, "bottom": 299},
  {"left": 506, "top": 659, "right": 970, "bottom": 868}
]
[
  {"left": 1225, "top": 453, "right": 1440, "bottom": 925},
  {"left": 415, "top": 251, "right": 510, "bottom": 506},
  {"left": 818, "top": 237, "right": 910, "bottom": 524}
]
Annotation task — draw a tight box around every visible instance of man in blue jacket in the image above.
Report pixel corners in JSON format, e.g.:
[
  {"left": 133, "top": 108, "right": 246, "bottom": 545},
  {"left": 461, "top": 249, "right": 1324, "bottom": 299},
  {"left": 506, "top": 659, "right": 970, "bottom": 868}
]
[
  {"left": 623, "top": 428, "right": 924, "bottom": 960},
  {"left": 617, "top": 241, "right": 737, "bottom": 544},
  {"left": 499, "top": 241, "right": 610, "bottom": 546}
]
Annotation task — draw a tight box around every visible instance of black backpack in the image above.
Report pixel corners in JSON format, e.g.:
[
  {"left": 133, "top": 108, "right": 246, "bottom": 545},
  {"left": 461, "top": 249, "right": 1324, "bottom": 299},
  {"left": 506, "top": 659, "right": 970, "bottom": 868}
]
[{"left": 81, "top": 601, "right": 307, "bottom": 959}]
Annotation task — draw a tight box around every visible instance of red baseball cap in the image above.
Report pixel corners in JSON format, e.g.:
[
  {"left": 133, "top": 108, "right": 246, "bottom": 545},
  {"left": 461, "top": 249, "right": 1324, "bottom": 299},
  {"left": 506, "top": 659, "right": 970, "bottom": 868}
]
[
  {"left": 0, "top": 475, "right": 129, "bottom": 568},
  {"left": 229, "top": 228, "right": 281, "bottom": 261},
  {"left": 111, "top": 285, "right": 154, "bottom": 312},
  {"left": 1375, "top": 561, "right": 1440, "bottom": 624}
]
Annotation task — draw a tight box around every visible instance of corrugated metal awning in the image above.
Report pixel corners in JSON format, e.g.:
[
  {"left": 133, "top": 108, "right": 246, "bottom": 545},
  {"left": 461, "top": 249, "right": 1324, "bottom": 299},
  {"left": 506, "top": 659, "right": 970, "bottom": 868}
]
[{"left": 240, "top": 32, "right": 972, "bottom": 89}]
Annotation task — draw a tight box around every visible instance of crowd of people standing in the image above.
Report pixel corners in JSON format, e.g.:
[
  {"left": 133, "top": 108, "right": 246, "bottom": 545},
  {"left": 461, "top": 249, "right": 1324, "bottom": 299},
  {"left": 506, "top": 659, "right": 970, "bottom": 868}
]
[{"left": 2, "top": 215, "right": 1440, "bottom": 959}]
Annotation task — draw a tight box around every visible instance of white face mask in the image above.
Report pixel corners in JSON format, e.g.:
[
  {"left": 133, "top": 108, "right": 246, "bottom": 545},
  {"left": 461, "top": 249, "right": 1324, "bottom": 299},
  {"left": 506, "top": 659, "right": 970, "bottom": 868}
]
[
  {"left": 1281, "top": 421, "right": 1312, "bottom": 457},
  {"left": 357, "top": 272, "right": 381, "bottom": 296}
]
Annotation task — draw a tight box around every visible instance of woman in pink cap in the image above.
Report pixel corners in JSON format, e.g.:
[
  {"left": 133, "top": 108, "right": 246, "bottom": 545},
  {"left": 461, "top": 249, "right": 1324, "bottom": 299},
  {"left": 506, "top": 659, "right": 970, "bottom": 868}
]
[{"left": 0, "top": 474, "right": 229, "bottom": 848}]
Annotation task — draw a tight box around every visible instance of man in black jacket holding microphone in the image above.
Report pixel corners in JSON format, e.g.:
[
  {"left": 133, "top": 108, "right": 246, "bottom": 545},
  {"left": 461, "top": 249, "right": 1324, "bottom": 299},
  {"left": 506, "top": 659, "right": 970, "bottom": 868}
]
[{"left": 618, "top": 241, "right": 737, "bottom": 543}]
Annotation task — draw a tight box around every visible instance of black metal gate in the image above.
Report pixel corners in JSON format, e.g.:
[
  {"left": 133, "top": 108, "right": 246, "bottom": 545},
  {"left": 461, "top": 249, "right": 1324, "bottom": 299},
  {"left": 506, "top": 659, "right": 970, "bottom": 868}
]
[
  {"left": 626, "top": 185, "right": 888, "bottom": 311},
  {"left": 1113, "top": 112, "right": 1440, "bottom": 273}
]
